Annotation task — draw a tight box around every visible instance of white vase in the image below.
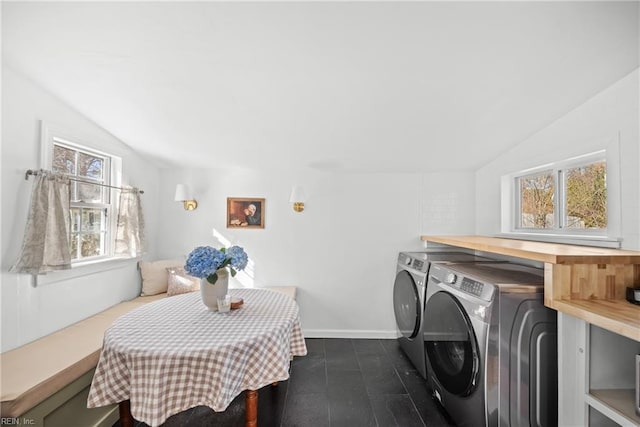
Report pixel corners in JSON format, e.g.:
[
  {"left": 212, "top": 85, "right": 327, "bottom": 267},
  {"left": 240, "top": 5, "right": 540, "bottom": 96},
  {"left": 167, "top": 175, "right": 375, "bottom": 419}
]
[{"left": 200, "top": 268, "right": 229, "bottom": 311}]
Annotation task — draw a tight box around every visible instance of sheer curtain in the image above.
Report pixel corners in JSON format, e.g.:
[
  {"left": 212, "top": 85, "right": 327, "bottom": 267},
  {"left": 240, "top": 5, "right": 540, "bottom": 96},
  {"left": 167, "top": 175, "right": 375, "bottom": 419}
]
[
  {"left": 11, "top": 171, "right": 72, "bottom": 274},
  {"left": 114, "top": 188, "right": 145, "bottom": 258}
]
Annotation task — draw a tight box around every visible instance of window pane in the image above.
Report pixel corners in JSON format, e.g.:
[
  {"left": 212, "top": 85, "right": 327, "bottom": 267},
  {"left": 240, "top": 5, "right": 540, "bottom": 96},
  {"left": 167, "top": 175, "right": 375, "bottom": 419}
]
[
  {"left": 81, "top": 208, "right": 104, "bottom": 233},
  {"left": 69, "top": 181, "right": 79, "bottom": 202},
  {"left": 519, "top": 172, "right": 555, "bottom": 229},
  {"left": 70, "top": 233, "right": 79, "bottom": 259},
  {"left": 50, "top": 138, "right": 117, "bottom": 261},
  {"left": 78, "top": 182, "right": 103, "bottom": 202},
  {"left": 565, "top": 161, "right": 607, "bottom": 229},
  {"left": 81, "top": 233, "right": 103, "bottom": 258},
  {"left": 70, "top": 208, "right": 80, "bottom": 232},
  {"left": 52, "top": 145, "right": 76, "bottom": 174},
  {"left": 78, "top": 153, "right": 104, "bottom": 179}
]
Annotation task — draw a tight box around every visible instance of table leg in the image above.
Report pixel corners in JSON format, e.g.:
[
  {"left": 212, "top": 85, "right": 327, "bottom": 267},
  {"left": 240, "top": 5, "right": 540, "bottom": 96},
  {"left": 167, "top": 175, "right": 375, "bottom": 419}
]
[
  {"left": 119, "top": 400, "right": 134, "bottom": 427},
  {"left": 245, "top": 389, "right": 258, "bottom": 427}
]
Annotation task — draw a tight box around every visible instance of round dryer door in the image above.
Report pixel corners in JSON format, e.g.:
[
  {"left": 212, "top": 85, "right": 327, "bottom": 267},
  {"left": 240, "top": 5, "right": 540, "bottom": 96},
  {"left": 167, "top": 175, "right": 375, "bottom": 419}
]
[
  {"left": 424, "top": 291, "right": 480, "bottom": 397},
  {"left": 393, "top": 270, "right": 421, "bottom": 339}
]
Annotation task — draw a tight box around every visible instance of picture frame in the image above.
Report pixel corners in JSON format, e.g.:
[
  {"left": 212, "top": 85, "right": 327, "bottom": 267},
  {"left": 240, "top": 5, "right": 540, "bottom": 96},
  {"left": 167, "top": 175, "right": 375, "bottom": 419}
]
[{"left": 227, "top": 197, "right": 265, "bottom": 229}]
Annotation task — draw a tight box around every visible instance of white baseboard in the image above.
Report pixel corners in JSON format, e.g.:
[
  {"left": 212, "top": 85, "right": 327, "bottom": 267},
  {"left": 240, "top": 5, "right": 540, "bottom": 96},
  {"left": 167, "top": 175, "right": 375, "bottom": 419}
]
[{"left": 302, "top": 329, "right": 400, "bottom": 339}]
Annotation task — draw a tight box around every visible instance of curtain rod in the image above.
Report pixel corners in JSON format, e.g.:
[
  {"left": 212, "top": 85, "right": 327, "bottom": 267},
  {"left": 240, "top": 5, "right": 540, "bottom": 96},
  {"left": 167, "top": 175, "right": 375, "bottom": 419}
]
[{"left": 24, "top": 169, "right": 144, "bottom": 194}]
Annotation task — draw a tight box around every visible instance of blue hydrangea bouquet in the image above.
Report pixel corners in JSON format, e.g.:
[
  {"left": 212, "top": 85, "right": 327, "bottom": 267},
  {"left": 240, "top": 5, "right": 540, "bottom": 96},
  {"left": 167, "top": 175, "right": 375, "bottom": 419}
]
[{"left": 185, "top": 245, "right": 248, "bottom": 284}]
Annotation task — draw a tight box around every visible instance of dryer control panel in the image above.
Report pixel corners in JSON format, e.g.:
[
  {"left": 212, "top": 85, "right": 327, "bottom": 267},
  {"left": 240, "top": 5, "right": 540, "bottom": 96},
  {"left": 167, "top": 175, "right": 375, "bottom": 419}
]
[
  {"left": 412, "top": 258, "right": 425, "bottom": 271},
  {"left": 397, "top": 252, "right": 430, "bottom": 273}
]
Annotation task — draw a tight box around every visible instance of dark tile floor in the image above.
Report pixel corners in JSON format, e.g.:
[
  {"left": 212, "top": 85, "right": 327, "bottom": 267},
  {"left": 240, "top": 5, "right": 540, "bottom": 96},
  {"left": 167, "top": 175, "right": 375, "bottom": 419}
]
[{"left": 115, "top": 338, "right": 455, "bottom": 427}]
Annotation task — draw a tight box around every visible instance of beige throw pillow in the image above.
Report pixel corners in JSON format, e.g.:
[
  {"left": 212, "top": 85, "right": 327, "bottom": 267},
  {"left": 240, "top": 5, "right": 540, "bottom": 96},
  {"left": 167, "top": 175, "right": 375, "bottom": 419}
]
[
  {"left": 139, "top": 259, "right": 185, "bottom": 296},
  {"left": 166, "top": 267, "right": 200, "bottom": 297}
]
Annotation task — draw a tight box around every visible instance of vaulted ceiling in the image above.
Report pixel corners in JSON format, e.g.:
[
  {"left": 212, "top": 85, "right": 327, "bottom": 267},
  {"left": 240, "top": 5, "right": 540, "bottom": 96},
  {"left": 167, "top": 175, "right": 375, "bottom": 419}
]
[{"left": 3, "top": 2, "right": 638, "bottom": 172}]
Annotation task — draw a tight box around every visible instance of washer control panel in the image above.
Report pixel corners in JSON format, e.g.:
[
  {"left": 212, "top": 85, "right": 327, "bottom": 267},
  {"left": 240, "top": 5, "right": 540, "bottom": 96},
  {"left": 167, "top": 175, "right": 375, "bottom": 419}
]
[
  {"left": 430, "top": 265, "right": 495, "bottom": 302},
  {"left": 454, "top": 275, "right": 494, "bottom": 301},
  {"left": 461, "top": 277, "right": 484, "bottom": 297}
]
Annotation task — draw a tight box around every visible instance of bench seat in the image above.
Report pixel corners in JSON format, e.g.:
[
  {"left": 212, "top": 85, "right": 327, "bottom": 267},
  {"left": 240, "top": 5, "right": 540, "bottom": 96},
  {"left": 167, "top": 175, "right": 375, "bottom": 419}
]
[
  {"left": 0, "top": 294, "right": 165, "bottom": 420},
  {"left": 262, "top": 286, "right": 297, "bottom": 300}
]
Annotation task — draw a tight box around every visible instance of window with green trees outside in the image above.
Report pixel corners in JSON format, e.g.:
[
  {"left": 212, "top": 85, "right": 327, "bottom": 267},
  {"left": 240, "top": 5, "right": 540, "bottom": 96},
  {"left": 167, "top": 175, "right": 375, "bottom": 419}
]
[{"left": 515, "top": 154, "right": 607, "bottom": 233}]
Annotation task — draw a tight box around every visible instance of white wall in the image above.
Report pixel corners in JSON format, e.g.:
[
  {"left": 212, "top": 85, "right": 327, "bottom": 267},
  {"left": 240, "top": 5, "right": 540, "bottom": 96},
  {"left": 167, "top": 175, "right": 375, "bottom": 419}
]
[
  {"left": 0, "top": 63, "right": 478, "bottom": 346},
  {"left": 421, "top": 172, "right": 476, "bottom": 236},
  {"left": 156, "top": 168, "right": 475, "bottom": 338},
  {"left": 0, "top": 67, "right": 161, "bottom": 351},
  {"left": 475, "top": 70, "right": 640, "bottom": 250},
  {"left": 4, "top": 62, "right": 634, "bottom": 348}
]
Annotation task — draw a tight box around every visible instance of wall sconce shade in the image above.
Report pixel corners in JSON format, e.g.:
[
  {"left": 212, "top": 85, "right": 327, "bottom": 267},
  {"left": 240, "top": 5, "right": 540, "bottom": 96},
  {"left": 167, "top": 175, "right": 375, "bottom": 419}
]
[
  {"left": 175, "top": 184, "right": 198, "bottom": 211},
  {"left": 289, "top": 186, "right": 306, "bottom": 213}
]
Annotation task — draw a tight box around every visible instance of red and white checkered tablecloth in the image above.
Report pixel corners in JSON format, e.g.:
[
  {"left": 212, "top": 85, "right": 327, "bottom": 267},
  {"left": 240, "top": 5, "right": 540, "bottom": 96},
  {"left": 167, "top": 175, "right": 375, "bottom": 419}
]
[{"left": 87, "top": 288, "right": 307, "bottom": 426}]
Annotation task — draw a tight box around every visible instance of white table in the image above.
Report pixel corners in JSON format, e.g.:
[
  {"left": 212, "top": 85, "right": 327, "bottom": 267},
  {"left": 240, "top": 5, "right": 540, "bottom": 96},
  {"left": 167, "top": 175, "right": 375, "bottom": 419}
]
[{"left": 87, "top": 288, "right": 307, "bottom": 427}]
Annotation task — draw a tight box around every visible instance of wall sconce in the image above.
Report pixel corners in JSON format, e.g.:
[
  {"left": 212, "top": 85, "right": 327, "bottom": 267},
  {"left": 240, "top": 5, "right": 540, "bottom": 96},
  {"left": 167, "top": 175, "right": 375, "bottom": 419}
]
[
  {"left": 175, "top": 184, "right": 198, "bottom": 211},
  {"left": 289, "top": 186, "right": 306, "bottom": 213}
]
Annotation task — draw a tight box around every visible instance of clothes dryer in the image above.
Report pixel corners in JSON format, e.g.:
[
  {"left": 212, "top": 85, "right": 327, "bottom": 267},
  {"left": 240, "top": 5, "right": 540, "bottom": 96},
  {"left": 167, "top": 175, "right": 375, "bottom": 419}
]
[
  {"left": 423, "top": 262, "right": 557, "bottom": 427},
  {"left": 392, "top": 251, "right": 497, "bottom": 379}
]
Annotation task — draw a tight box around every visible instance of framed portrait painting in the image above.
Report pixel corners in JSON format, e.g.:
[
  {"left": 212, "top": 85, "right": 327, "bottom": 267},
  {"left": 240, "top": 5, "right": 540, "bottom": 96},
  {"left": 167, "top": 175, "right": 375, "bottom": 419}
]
[{"left": 227, "top": 198, "right": 265, "bottom": 229}]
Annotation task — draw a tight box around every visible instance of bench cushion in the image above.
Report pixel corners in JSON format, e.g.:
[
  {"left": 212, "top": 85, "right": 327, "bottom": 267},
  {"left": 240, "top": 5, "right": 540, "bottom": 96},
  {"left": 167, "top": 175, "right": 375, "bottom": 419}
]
[
  {"left": 263, "top": 286, "right": 297, "bottom": 300},
  {"left": 0, "top": 294, "right": 165, "bottom": 417},
  {"left": 139, "top": 259, "right": 184, "bottom": 295}
]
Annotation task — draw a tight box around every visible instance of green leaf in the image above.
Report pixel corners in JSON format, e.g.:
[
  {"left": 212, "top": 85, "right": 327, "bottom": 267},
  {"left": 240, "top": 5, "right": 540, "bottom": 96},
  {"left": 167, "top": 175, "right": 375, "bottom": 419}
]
[
  {"left": 229, "top": 267, "right": 237, "bottom": 277},
  {"left": 207, "top": 272, "right": 218, "bottom": 284}
]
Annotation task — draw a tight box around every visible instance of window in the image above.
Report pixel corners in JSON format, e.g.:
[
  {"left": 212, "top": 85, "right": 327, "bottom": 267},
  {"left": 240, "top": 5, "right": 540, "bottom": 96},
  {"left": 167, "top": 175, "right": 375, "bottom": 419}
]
[
  {"left": 505, "top": 150, "right": 614, "bottom": 244},
  {"left": 563, "top": 161, "right": 607, "bottom": 229},
  {"left": 518, "top": 170, "right": 556, "bottom": 229},
  {"left": 41, "top": 122, "right": 122, "bottom": 263}
]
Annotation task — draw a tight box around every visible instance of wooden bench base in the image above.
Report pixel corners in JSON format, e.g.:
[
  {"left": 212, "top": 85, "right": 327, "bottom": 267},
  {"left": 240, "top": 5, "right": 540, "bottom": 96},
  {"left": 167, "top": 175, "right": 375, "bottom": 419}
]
[
  {"left": 14, "top": 370, "right": 118, "bottom": 427},
  {"left": 0, "top": 294, "right": 165, "bottom": 423}
]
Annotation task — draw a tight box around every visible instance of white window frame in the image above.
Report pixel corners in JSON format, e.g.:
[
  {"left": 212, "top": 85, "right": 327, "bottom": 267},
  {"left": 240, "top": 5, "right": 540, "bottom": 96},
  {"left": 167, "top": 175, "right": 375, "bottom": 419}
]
[
  {"left": 501, "top": 149, "right": 621, "bottom": 248},
  {"left": 40, "top": 121, "right": 123, "bottom": 265}
]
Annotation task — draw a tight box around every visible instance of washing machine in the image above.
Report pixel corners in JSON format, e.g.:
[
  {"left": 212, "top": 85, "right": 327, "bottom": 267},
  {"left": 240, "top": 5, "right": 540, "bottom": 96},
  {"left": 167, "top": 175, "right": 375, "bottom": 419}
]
[
  {"left": 392, "top": 251, "right": 498, "bottom": 379},
  {"left": 423, "top": 262, "right": 557, "bottom": 427}
]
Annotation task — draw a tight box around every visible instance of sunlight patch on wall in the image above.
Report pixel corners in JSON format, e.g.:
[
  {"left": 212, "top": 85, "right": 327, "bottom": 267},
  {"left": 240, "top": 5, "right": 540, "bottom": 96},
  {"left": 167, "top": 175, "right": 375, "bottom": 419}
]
[{"left": 213, "top": 228, "right": 255, "bottom": 288}]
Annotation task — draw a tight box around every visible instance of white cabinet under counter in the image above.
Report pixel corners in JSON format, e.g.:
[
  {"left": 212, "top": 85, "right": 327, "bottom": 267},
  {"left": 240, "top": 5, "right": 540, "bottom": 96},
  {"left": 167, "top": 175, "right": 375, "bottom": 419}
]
[{"left": 560, "top": 314, "right": 640, "bottom": 427}]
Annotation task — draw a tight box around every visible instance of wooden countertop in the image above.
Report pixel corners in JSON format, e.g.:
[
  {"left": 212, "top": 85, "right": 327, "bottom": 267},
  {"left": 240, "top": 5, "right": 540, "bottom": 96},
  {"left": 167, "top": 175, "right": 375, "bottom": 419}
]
[
  {"left": 420, "top": 235, "right": 640, "bottom": 341},
  {"left": 550, "top": 299, "right": 640, "bottom": 341},
  {"left": 420, "top": 235, "right": 640, "bottom": 264}
]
